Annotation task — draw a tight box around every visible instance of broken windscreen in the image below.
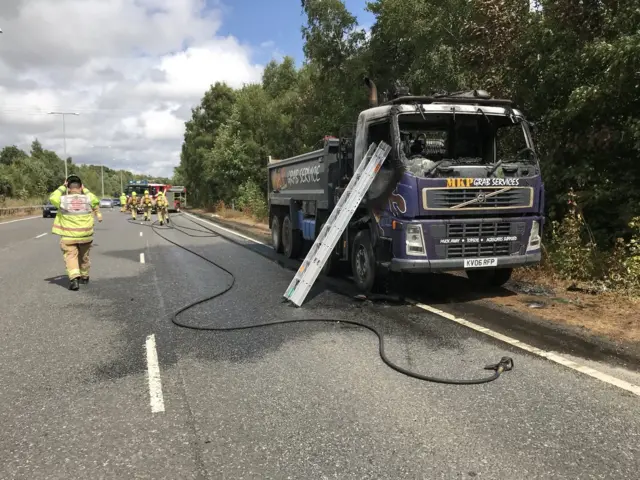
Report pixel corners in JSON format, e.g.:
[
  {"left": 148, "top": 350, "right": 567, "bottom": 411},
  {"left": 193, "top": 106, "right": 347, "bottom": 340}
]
[{"left": 397, "top": 111, "right": 535, "bottom": 177}]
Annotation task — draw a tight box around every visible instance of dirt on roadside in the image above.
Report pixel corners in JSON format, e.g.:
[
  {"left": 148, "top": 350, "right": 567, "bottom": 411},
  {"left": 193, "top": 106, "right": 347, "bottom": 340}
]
[{"left": 188, "top": 208, "right": 640, "bottom": 347}]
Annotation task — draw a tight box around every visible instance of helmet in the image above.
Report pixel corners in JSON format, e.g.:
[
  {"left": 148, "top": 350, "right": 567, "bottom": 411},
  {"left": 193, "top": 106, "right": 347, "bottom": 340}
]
[
  {"left": 66, "top": 174, "right": 82, "bottom": 185},
  {"left": 132, "top": 191, "right": 137, "bottom": 196},
  {"left": 144, "top": 190, "right": 149, "bottom": 195},
  {"left": 158, "top": 191, "right": 164, "bottom": 196},
  {"left": 121, "top": 192, "right": 125, "bottom": 196}
]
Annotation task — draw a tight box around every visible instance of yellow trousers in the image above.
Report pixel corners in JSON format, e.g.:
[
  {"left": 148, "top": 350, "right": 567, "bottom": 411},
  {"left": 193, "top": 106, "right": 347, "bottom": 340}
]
[
  {"left": 61, "top": 240, "right": 92, "bottom": 280},
  {"left": 157, "top": 207, "right": 168, "bottom": 224}
]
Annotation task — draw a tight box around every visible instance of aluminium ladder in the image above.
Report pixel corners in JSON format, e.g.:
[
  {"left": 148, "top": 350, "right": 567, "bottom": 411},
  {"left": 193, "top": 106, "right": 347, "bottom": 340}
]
[{"left": 283, "top": 141, "right": 392, "bottom": 307}]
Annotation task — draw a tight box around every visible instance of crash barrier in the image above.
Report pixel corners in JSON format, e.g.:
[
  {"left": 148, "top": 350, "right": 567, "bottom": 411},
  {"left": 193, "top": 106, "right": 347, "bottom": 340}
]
[{"left": 0, "top": 205, "right": 45, "bottom": 218}]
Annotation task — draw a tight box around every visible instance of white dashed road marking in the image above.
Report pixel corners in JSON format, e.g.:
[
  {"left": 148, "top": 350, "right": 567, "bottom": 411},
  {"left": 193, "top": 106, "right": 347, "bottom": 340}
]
[
  {"left": 140, "top": 231, "right": 143, "bottom": 237},
  {"left": 140, "top": 253, "right": 145, "bottom": 264},
  {"left": 145, "top": 334, "right": 165, "bottom": 413},
  {"left": 35, "top": 233, "right": 48, "bottom": 239},
  {"left": 413, "top": 303, "right": 640, "bottom": 397},
  {"left": 187, "top": 211, "right": 640, "bottom": 397}
]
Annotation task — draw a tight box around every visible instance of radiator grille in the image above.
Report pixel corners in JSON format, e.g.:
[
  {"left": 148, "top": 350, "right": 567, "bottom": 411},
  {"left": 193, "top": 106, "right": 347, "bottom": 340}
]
[{"left": 424, "top": 187, "right": 532, "bottom": 210}]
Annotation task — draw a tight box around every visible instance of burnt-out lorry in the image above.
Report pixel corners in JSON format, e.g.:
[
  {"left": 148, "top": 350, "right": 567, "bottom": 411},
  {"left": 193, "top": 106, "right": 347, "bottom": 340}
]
[{"left": 267, "top": 79, "right": 544, "bottom": 292}]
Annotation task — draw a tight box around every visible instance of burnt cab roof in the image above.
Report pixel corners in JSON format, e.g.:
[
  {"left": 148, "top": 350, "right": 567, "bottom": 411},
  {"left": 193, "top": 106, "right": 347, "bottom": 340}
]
[{"left": 381, "top": 89, "right": 516, "bottom": 108}]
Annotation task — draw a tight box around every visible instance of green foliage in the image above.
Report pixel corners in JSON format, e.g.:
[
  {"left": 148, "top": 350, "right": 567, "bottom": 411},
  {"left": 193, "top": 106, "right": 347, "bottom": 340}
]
[
  {"left": 236, "top": 180, "right": 268, "bottom": 221},
  {"left": 549, "top": 190, "right": 598, "bottom": 281},
  {"left": 0, "top": 140, "right": 163, "bottom": 202}
]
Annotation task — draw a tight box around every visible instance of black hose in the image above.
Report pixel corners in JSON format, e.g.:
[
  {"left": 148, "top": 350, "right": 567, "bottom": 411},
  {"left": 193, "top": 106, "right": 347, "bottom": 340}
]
[{"left": 128, "top": 213, "right": 514, "bottom": 385}]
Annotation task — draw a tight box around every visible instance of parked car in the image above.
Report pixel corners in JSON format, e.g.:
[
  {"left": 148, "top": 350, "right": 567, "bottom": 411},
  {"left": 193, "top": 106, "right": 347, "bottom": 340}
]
[
  {"left": 42, "top": 202, "right": 58, "bottom": 218},
  {"left": 112, "top": 198, "right": 121, "bottom": 207},
  {"left": 99, "top": 198, "right": 114, "bottom": 209}
]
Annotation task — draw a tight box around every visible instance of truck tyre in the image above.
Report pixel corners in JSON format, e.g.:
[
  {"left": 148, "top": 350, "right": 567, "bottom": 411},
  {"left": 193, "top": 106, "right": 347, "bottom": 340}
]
[
  {"left": 319, "top": 221, "right": 338, "bottom": 276},
  {"left": 271, "top": 215, "right": 283, "bottom": 253},
  {"left": 351, "top": 230, "right": 377, "bottom": 292},
  {"left": 282, "top": 214, "right": 301, "bottom": 259},
  {"left": 466, "top": 268, "right": 513, "bottom": 288}
]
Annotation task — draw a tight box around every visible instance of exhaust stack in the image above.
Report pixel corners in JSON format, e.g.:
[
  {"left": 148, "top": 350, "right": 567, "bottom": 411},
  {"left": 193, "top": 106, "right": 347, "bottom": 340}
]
[{"left": 364, "top": 77, "right": 378, "bottom": 107}]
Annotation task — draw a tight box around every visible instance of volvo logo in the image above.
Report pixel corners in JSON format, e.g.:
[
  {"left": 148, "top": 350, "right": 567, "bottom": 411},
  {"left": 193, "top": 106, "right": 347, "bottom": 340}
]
[{"left": 475, "top": 192, "right": 487, "bottom": 203}]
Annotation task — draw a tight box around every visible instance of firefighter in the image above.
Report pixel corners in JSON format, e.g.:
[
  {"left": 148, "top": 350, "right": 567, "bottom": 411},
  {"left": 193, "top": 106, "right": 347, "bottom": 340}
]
[
  {"left": 128, "top": 191, "right": 138, "bottom": 220},
  {"left": 49, "top": 174, "right": 102, "bottom": 290},
  {"left": 155, "top": 191, "right": 169, "bottom": 226},
  {"left": 119, "top": 192, "right": 127, "bottom": 212},
  {"left": 141, "top": 190, "right": 153, "bottom": 221}
]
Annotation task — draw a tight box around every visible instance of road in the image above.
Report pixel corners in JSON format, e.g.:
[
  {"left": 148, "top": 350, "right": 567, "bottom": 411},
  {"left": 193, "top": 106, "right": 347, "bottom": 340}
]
[{"left": 1, "top": 209, "right": 638, "bottom": 479}]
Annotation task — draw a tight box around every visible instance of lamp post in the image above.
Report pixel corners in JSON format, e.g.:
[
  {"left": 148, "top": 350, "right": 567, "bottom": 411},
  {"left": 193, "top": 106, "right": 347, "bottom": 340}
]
[
  {"left": 92, "top": 144, "right": 112, "bottom": 198},
  {"left": 49, "top": 112, "right": 79, "bottom": 178}
]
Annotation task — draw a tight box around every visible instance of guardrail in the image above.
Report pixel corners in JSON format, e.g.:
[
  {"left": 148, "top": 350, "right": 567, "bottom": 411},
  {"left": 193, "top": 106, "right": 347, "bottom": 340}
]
[{"left": 0, "top": 205, "right": 45, "bottom": 218}]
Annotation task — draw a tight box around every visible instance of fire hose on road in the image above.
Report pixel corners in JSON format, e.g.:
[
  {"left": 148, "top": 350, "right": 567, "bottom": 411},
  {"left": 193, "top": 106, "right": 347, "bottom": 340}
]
[{"left": 128, "top": 214, "right": 515, "bottom": 385}]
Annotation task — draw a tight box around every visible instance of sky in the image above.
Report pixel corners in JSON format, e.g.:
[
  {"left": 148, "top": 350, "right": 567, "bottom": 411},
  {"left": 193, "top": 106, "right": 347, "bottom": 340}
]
[{"left": 0, "top": 0, "right": 375, "bottom": 178}]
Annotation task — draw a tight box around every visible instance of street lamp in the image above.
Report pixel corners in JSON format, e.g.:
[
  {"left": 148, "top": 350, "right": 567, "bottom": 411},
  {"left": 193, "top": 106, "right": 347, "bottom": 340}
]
[
  {"left": 92, "top": 144, "right": 112, "bottom": 198},
  {"left": 49, "top": 111, "right": 80, "bottom": 178}
]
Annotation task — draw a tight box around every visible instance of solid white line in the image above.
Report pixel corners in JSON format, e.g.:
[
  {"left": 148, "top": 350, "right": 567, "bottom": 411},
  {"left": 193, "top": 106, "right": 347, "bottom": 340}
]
[
  {"left": 0, "top": 215, "right": 40, "bottom": 225},
  {"left": 140, "top": 232, "right": 143, "bottom": 237},
  {"left": 140, "top": 253, "right": 145, "bottom": 264},
  {"left": 145, "top": 334, "right": 165, "bottom": 413},
  {"left": 413, "top": 302, "right": 640, "bottom": 397},
  {"left": 183, "top": 212, "right": 271, "bottom": 247},
  {"left": 35, "top": 233, "right": 48, "bottom": 239}
]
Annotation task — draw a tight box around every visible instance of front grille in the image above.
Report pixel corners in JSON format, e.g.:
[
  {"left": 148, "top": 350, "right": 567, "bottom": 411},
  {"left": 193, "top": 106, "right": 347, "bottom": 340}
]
[
  {"left": 424, "top": 187, "right": 532, "bottom": 210},
  {"left": 447, "top": 222, "right": 511, "bottom": 238},
  {"left": 446, "top": 242, "right": 511, "bottom": 258}
]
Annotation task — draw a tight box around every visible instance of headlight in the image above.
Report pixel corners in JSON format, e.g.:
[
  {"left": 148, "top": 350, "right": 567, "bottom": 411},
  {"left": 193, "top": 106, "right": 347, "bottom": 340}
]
[
  {"left": 526, "top": 220, "right": 541, "bottom": 252},
  {"left": 406, "top": 224, "right": 425, "bottom": 255}
]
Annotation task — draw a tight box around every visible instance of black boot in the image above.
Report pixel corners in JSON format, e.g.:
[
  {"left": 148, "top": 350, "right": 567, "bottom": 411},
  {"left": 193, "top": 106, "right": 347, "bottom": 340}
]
[
  {"left": 80, "top": 277, "right": 89, "bottom": 285},
  {"left": 69, "top": 278, "right": 79, "bottom": 291},
  {"left": 160, "top": 221, "right": 164, "bottom": 226}
]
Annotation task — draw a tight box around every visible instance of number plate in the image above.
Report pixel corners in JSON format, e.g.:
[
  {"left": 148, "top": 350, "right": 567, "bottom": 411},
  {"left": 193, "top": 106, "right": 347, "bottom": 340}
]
[{"left": 464, "top": 257, "right": 498, "bottom": 269}]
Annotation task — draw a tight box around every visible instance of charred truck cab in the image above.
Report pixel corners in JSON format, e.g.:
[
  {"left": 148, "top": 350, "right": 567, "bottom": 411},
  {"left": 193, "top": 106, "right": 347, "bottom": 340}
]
[{"left": 268, "top": 79, "right": 544, "bottom": 292}]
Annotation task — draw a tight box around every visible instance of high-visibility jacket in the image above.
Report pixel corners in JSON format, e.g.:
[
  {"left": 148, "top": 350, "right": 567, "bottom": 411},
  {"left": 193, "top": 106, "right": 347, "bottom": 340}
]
[
  {"left": 141, "top": 195, "right": 153, "bottom": 208},
  {"left": 156, "top": 196, "right": 168, "bottom": 208},
  {"left": 120, "top": 194, "right": 126, "bottom": 205},
  {"left": 49, "top": 186, "right": 101, "bottom": 244}
]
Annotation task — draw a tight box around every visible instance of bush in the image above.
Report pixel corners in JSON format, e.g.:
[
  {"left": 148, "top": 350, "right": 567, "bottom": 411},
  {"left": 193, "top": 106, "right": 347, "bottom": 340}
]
[
  {"left": 548, "top": 189, "right": 598, "bottom": 281},
  {"left": 604, "top": 217, "right": 640, "bottom": 294},
  {"left": 235, "top": 180, "right": 268, "bottom": 221}
]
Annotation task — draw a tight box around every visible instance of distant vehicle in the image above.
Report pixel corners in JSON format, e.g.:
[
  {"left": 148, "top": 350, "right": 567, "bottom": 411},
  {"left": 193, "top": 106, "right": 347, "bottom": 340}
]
[
  {"left": 42, "top": 202, "right": 58, "bottom": 218},
  {"left": 99, "top": 198, "right": 114, "bottom": 209},
  {"left": 112, "top": 198, "right": 121, "bottom": 207}
]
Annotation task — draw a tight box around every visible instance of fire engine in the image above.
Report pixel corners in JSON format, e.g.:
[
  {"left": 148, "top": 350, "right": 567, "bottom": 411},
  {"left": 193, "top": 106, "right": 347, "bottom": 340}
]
[{"left": 124, "top": 180, "right": 187, "bottom": 213}]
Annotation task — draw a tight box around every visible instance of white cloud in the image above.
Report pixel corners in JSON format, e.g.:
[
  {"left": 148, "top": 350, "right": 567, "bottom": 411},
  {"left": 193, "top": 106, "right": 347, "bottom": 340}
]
[{"left": 0, "top": 0, "right": 264, "bottom": 177}]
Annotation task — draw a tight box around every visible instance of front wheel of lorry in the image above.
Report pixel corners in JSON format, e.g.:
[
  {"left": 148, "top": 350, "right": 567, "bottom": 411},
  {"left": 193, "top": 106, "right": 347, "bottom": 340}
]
[
  {"left": 282, "top": 214, "right": 301, "bottom": 259},
  {"left": 466, "top": 268, "right": 513, "bottom": 288},
  {"left": 351, "top": 230, "right": 377, "bottom": 292},
  {"left": 271, "top": 215, "right": 283, "bottom": 253}
]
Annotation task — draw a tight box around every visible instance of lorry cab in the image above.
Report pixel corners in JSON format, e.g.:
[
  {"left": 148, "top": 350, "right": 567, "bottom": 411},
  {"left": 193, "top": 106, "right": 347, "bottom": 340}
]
[{"left": 344, "top": 87, "right": 543, "bottom": 290}]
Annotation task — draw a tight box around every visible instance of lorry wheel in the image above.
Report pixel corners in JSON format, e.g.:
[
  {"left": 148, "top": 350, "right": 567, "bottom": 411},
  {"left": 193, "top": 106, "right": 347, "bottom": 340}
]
[
  {"left": 271, "top": 215, "right": 283, "bottom": 253},
  {"left": 282, "top": 214, "right": 301, "bottom": 259},
  {"left": 466, "top": 268, "right": 513, "bottom": 288},
  {"left": 351, "top": 230, "right": 377, "bottom": 292}
]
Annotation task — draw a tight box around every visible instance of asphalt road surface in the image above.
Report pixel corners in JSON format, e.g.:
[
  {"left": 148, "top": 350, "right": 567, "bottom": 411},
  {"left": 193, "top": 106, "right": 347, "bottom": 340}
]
[{"left": 1, "top": 210, "right": 639, "bottom": 479}]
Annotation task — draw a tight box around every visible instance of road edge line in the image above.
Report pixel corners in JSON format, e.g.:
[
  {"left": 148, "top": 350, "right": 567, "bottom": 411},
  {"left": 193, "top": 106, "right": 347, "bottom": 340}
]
[
  {"left": 183, "top": 212, "right": 271, "bottom": 248},
  {"left": 0, "top": 215, "right": 41, "bottom": 225},
  {"left": 413, "top": 302, "right": 640, "bottom": 397}
]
